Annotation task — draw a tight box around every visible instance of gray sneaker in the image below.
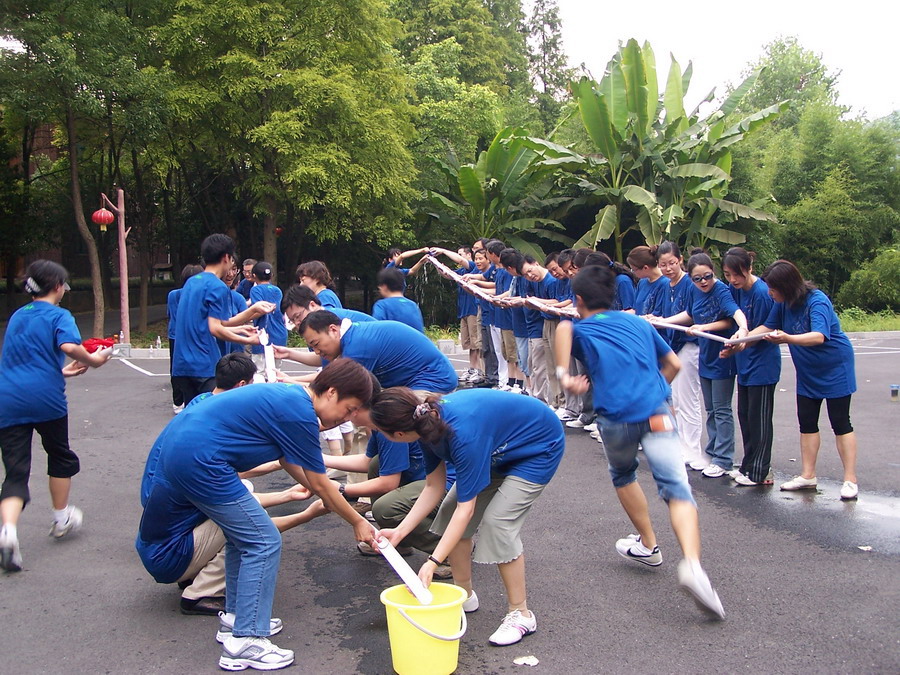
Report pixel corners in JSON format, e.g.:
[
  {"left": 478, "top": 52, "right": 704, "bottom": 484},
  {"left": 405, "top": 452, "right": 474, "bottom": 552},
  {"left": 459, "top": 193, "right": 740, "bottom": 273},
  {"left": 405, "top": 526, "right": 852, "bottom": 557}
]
[
  {"left": 216, "top": 612, "right": 283, "bottom": 644},
  {"left": 218, "top": 636, "right": 294, "bottom": 671},
  {"left": 0, "top": 526, "right": 23, "bottom": 572},
  {"left": 677, "top": 559, "right": 725, "bottom": 620},
  {"left": 615, "top": 534, "right": 662, "bottom": 567},
  {"left": 49, "top": 506, "right": 83, "bottom": 539}
]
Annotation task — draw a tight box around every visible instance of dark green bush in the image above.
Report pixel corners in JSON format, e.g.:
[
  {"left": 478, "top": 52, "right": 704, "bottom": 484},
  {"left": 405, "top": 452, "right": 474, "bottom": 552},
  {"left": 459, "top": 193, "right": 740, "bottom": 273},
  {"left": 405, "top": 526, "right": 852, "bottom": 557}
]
[{"left": 836, "top": 248, "right": 900, "bottom": 312}]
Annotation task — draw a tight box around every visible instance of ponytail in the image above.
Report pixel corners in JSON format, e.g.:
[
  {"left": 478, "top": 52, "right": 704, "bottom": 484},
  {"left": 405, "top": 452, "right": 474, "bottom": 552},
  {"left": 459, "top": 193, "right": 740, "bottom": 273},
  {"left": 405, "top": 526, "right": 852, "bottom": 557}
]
[
  {"left": 722, "top": 247, "right": 755, "bottom": 276},
  {"left": 626, "top": 245, "right": 659, "bottom": 269},
  {"left": 581, "top": 251, "right": 636, "bottom": 284},
  {"left": 369, "top": 387, "right": 452, "bottom": 445}
]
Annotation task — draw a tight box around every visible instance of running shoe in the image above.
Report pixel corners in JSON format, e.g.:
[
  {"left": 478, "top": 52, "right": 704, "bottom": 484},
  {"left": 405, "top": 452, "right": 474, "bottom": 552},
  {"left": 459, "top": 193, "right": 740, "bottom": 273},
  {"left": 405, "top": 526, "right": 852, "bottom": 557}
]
[
  {"left": 780, "top": 475, "right": 817, "bottom": 491},
  {"left": 584, "top": 422, "right": 598, "bottom": 433},
  {"left": 615, "top": 533, "right": 662, "bottom": 566},
  {"left": 555, "top": 409, "right": 577, "bottom": 422},
  {"left": 463, "top": 590, "right": 479, "bottom": 613},
  {"left": 217, "top": 612, "right": 283, "bottom": 643},
  {"left": 840, "top": 481, "right": 858, "bottom": 500},
  {"left": 218, "top": 636, "right": 294, "bottom": 671},
  {"left": 701, "top": 464, "right": 728, "bottom": 478},
  {"left": 688, "top": 460, "right": 708, "bottom": 471},
  {"left": 0, "top": 526, "right": 22, "bottom": 572},
  {"left": 49, "top": 506, "right": 83, "bottom": 539},
  {"left": 565, "top": 418, "right": 586, "bottom": 428},
  {"left": 677, "top": 559, "right": 725, "bottom": 620},
  {"left": 488, "top": 609, "right": 537, "bottom": 646},
  {"left": 733, "top": 469, "right": 774, "bottom": 486}
]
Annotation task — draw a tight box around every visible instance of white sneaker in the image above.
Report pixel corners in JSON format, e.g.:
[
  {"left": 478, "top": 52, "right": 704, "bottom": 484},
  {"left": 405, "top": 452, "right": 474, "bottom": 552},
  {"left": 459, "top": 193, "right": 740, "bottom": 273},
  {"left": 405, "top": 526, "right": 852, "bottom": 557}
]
[
  {"left": 590, "top": 429, "right": 601, "bottom": 440},
  {"left": 726, "top": 469, "right": 742, "bottom": 479},
  {"left": 49, "top": 506, "right": 83, "bottom": 539},
  {"left": 509, "top": 384, "right": 525, "bottom": 395},
  {"left": 0, "top": 526, "right": 23, "bottom": 572},
  {"left": 701, "top": 464, "right": 727, "bottom": 478},
  {"left": 565, "top": 418, "right": 586, "bottom": 428},
  {"left": 584, "top": 422, "right": 598, "bottom": 433},
  {"left": 217, "top": 612, "right": 284, "bottom": 643},
  {"left": 219, "top": 636, "right": 294, "bottom": 671},
  {"left": 488, "top": 609, "right": 537, "bottom": 646},
  {"left": 555, "top": 408, "right": 576, "bottom": 421},
  {"left": 462, "top": 590, "right": 479, "bottom": 613},
  {"left": 780, "top": 475, "right": 817, "bottom": 491},
  {"left": 615, "top": 533, "right": 662, "bottom": 566},
  {"left": 688, "top": 460, "right": 708, "bottom": 471},
  {"left": 733, "top": 469, "right": 774, "bottom": 486},
  {"left": 173, "top": 403, "right": 184, "bottom": 414},
  {"left": 677, "top": 559, "right": 725, "bottom": 620},
  {"left": 840, "top": 481, "right": 858, "bottom": 500}
]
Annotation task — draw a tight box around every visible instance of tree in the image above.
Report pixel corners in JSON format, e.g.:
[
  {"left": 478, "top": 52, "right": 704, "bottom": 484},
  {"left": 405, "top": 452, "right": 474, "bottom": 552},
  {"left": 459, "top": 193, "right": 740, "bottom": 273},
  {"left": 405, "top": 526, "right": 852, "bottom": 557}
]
[
  {"left": 836, "top": 247, "right": 900, "bottom": 312},
  {"left": 526, "top": 0, "right": 573, "bottom": 135},
  {"left": 523, "top": 39, "right": 785, "bottom": 260}
]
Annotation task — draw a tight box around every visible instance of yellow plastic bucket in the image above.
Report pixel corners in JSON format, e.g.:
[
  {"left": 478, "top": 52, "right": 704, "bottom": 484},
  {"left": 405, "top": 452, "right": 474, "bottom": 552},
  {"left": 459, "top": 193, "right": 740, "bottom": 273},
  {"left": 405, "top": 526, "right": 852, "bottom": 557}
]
[{"left": 380, "top": 582, "right": 468, "bottom": 675}]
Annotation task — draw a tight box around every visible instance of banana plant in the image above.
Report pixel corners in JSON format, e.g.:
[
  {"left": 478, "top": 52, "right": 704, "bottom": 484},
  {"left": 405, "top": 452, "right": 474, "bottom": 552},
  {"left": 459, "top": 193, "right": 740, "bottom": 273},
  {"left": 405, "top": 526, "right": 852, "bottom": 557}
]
[
  {"left": 425, "top": 127, "right": 572, "bottom": 260},
  {"left": 524, "top": 39, "right": 786, "bottom": 259}
]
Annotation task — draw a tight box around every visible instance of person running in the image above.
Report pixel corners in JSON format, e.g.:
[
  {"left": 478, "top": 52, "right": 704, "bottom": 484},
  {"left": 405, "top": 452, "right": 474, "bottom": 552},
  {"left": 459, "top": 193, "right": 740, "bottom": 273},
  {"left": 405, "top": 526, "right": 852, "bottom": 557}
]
[
  {"left": 372, "top": 268, "right": 426, "bottom": 333},
  {"left": 279, "top": 310, "right": 458, "bottom": 396},
  {"left": 555, "top": 264, "right": 725, "bottom": 620},
  {"left": 719, "top": 248, "right": 781, "bottom": 486},
  {"left": 0, "top": 260, "right": 113, "bottom": 572},
  {"left": 371, "top": 387, "right": 565, "bottom": 646},
  {"left": 146, "top": 358, "right": 378, "bottom": 671},
  {"left": 296, "top": 260, "right": 342, "bottom": 309},
  {"left": 168, "top": 264, "right": 203, "bottom": 414},
  {"left": 745, "top": 260, "right": 859, "bottom": 499},
  {"left": 659, "top": 250, "right": 748, "bottom": 477}
]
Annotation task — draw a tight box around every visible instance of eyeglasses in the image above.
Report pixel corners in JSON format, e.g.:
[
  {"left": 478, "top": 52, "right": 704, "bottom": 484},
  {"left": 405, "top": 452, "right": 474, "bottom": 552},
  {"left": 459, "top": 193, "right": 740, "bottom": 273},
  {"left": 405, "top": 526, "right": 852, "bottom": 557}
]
[{"left": 691, "top": 273, "right": 715, "bottom": 283}]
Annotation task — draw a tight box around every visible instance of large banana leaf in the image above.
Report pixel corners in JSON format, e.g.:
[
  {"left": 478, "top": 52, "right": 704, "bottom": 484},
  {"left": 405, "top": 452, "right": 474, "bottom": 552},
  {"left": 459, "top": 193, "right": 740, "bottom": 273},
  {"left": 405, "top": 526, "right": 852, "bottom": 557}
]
[
  {"left": 718, "top": 100, "right": 789, "bottom": 143},
  {"left": 708, "top": 198, "right": 776, "bottom": 221},
  {"left": 681, "top": 61, "right": 693, "bottom": 97},
  {"left": 704, "top": 227, "right": 746, "bottom": 245},
  {"left": 666, "top": 163, "right": 730, "bottom": 181},
  {"left": 457, "top": 166, "right": 485, "bottom": 212},
  {"left": 664, "top": 56, "right": 686, "bottom": 129},
  {"left": 574, "top": 204, "right": 618, "bottom": 249},
  {"left": 572, "top": 78, "right": 618, "bottom": 165},
  {"left": 717, "top": 68, "right": 761, "bottom": 118},
  {"left": 637, "top": 207, "right": 662, "bottom": 245},
  {"left": 484, "top": 127, "right": 516, "bottom": 180},
  {"left": 642, "top": 41, "right": 659, "bottom": 124},
  {"left": 621, "top": 39, "right": 650, "bottom": 139},
  {"left": 599, "top": 58, "right": 628, "bottom": 135}
]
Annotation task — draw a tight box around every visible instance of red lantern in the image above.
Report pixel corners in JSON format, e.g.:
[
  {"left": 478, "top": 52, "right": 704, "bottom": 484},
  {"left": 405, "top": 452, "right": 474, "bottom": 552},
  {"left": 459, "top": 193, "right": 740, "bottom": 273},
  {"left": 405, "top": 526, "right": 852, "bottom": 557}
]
[
  {"left": 275, "top": 226, "right": 284, "bottom": 237},
  {"left": 91, "top": 208, "right": 115, "bottom": 232}
]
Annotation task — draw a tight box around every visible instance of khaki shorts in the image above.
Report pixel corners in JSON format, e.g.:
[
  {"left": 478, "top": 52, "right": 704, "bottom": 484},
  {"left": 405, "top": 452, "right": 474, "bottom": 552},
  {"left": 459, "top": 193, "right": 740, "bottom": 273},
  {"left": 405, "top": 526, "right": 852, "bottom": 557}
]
[
  {"left": 500, "top": 329, "right": 517, "bottom": 363},
  {"left": 459, "top": 315, "right": 481, "bottom": 351},
  {"left": 431, "top": 475, "right": 546, "bottom": 564}
]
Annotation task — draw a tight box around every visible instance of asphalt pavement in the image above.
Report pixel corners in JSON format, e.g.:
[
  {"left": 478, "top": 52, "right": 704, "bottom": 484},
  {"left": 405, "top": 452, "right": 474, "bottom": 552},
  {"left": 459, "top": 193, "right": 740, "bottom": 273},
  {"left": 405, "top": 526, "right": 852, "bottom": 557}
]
[{"left": 0, "top": 334, "right": 898, "bottom": 673}]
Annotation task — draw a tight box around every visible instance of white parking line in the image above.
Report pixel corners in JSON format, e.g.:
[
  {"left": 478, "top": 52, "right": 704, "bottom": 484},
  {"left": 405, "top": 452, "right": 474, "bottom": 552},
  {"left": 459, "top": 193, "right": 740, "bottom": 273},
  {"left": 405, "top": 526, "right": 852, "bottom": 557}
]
[{"left": 118, "top": 359, "right": 167, "bottom": 377}]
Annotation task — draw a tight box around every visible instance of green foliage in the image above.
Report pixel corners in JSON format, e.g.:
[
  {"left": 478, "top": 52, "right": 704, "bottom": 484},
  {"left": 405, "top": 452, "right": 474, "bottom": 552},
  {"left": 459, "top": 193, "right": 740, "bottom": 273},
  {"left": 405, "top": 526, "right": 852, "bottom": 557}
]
[
  {"left": 525, "top": 0, "right": 574, "bottom": 135},
  {"left": 837, "top": 308, "right": 900, "bottom": 333},
  {"left": 836, "top": 248, "right": 900, "bottom": 312}
]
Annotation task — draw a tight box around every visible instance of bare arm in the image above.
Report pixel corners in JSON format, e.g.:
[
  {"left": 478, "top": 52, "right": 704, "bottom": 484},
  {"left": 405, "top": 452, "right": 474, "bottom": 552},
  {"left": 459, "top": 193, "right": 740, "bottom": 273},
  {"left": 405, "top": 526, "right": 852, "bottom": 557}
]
[
  {"left": 406, "top": 254, "right": 429, "bottom": 277},
  {"left": 222, "top": 301, "right": 275, "bottom": 327},
  {"left": 208, "top": 317, "right": 259, "bottom": 345},
  {"left": 272, "top": 345, "right": 322, "bottom": 366},
  {"left": 60, "top": 343, "right": 112, "bottom": 368},
  {"left": 659, "top": 351, "right": 681, "bottom": 384}
]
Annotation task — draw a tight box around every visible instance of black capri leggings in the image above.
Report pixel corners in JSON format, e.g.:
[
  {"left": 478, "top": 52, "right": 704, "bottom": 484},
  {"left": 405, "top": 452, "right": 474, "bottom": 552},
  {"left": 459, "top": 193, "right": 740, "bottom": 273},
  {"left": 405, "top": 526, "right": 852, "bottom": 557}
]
[
  {"left": 796, "top": 394, "right": 853, "bottom": 436},
  {"left": 0, "top": 416, "right": 79, "bottom": 507}
]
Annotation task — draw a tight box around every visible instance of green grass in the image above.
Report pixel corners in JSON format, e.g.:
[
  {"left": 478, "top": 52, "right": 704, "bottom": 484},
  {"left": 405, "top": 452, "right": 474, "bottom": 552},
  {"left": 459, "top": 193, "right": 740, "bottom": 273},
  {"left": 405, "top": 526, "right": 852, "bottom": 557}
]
[
  {"left": 838, "top": 308, "right": 900, "bottom": 332},
  {"left": 425, "top": 325, "right": 460, "bottom": 342}
]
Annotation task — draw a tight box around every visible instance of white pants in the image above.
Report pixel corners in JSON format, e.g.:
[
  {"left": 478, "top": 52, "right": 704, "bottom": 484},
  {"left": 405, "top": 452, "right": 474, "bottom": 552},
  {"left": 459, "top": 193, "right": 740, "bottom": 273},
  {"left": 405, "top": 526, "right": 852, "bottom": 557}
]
[
  {"left": 490, "top": 326, "right": 508, "bottom": 384},
  {"left": 671, "top": 341, "right": 704, "bottom": 464}
]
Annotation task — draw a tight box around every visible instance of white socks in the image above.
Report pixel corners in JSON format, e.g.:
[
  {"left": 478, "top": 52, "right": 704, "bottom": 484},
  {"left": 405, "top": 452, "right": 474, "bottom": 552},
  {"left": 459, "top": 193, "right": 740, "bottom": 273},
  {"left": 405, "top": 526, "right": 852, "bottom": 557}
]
[
  {"left": 1, "top": 524, "right": 16, "bottom": 539},
  {"left": 53, "top": 506, "right": 72, "bottom": 525}
]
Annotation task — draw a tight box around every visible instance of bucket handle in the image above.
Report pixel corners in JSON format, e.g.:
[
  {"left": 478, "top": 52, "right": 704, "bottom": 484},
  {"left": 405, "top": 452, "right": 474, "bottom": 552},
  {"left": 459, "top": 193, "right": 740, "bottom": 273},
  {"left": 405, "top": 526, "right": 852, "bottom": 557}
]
[{"left": 397, "top": 607, "right": 467, "bottom": 642}]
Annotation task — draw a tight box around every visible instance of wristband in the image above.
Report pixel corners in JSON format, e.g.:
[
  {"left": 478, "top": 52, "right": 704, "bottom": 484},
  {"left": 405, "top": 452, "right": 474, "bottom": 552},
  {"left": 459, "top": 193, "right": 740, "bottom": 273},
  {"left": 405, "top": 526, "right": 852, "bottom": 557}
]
[
  {"left": 427, "top": 555, "right": 443, "bottom": 566},
  {"left": 556, "top": 366, "right": 568, "bottom": 381},
  {"left": 338, "top": 483, "right": 346, "bottom": 496}
]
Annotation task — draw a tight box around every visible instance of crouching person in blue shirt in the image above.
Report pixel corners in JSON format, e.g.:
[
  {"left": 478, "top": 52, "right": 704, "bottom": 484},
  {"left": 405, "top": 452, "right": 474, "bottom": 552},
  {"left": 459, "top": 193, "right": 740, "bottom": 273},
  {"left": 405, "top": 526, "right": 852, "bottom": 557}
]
[
  {"left": 555, "top": 265, "right": 725, "bottom": 621},
  {"left": 139, "top": 358, "right": 378, "bottom": 671},
  {"left": 371, "top": 387, "right": 565, "bottom": 647}
]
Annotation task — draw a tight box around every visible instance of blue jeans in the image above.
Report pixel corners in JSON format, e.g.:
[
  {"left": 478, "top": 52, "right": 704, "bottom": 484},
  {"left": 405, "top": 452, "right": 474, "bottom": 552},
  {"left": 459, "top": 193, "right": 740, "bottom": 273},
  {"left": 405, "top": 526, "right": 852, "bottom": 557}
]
[
  {"left": 515, "top": 336, "right": 530, "bottom": 377},
  {"left": 598, "top": 407, "right": 695, "bottom": 504},
  {"left": 193, "top": 490, "right": 282, "bottom": 637},
  {"left": 700, "top": 376, "right": 735, "bottom": 470}
]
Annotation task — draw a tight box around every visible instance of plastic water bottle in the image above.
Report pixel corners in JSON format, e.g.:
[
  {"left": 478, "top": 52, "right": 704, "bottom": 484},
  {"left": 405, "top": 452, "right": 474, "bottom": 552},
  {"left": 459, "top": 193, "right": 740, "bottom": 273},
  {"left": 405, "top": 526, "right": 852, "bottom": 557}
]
[
  {"left": 155, "top": 335, "right": 162, "bottom": 350},
  {"left": 118, "top": 330, "right": 124, "bottom": 343},
  {"left": 376, "top": 538, "right": 433, "bottom": 605}
]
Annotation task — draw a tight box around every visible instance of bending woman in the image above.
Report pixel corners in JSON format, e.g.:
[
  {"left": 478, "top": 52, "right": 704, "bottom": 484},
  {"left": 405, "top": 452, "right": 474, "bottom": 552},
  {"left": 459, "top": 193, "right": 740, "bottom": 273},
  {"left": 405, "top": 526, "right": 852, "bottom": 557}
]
[
  {"left": 371, "top": 387, "right": 565, "bottom": 647},
  {"left": 746, "top": 260, "right": 858, "bottom": 499}
]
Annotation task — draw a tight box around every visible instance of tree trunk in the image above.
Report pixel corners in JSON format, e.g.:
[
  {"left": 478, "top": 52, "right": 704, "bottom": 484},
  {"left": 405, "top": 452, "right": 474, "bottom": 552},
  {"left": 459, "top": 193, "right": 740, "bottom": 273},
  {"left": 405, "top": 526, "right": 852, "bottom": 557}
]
[
  {"left": 263, "top": 194, "right": 277, "bottom": 280},
  {"left": 131, "top": 149, "right": 151, "bottom": 332},
  {"left": 66, "top": 104, "right": 105, "bottom": 337}
]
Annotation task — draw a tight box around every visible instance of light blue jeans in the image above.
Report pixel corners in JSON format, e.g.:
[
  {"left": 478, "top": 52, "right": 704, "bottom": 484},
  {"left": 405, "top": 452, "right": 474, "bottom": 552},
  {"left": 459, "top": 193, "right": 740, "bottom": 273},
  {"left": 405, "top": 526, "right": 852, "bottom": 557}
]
[
  {"left": 194, "top": 490, "right": 282, "bottom": 637},
  {"left": 699, "top": 376, "right": 736, "bottom": 470},
  {"left": 598, "top": 406, "right": 695, "bottom": 504},
  {"left": 515, "top": 336, "right": 531, "bottom": 377}
]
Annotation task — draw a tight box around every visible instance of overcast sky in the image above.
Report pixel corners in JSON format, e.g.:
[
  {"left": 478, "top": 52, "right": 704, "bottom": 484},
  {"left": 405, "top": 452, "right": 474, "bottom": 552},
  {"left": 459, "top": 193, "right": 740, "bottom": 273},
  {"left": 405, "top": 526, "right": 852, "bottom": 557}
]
[{"left": 555, "top": 0, "right": 897, "bottom": 120}]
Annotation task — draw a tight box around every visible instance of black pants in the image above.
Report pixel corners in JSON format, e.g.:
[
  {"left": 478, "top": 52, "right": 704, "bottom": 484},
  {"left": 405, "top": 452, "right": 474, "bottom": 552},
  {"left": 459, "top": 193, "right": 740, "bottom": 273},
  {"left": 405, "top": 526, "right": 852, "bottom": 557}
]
[
  {"left": 0, "top": 416, "right": 78, "bottom": 507},
  {"left": 168, "top": 339, "right": 183, "bottom": 407},
  {"left": 737, "top": 384, "right": 776, "bottom": 482},
  {"left": 172, "top": 376, "right": 216, "bottom": 405},
  {"left": 796, "top": 394, "right": 853, "bottom": 435},
  {"left": 480, "top": 324, "right": 499, "bottom": 385}
]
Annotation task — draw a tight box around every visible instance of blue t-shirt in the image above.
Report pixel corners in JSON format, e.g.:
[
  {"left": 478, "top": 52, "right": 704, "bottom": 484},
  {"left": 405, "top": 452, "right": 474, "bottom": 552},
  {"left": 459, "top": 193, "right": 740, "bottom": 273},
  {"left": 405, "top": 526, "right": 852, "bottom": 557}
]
[
  {"left": 493, "top": 269, "right": 514, "bottom": 331},
  {"left": 730, "top": 279, "right": 781, "bottom": 386},
  {"left": 334, "top": 321, "right": 457, "bottom": 393},
  {"left": 365, "top": 431, "right": 425, "bottom": 486},
  {"left": 172, "top": 272, "right": 233, "bottom": 378},
  {"left": 455, "top": 262, "right": 478, "bottom": 319},
  {"left": 166, "top": 289, "right": 181, "bottom": 340},
  {"left": 533, "top": 274, "right": 561, "bottom": 321},
  {"left": 661, "top": 274, "right": 696, "bottom": 353},
  {"left": 137, "top": 384, "right": 325, "bottom": 583},
  {"left": 385, "top": 261, "right": 411, "bottom": 291},
  {"left": 508, "top": 276, "right": 529, "bottom": 338},
  {"left": 331, "top": 308, "right": 375, "bottom": 323},
  {"left": 0, "top": 302, "right": 82, "bottom": 427},
  {"left": 686, "top": 281, "right": 739, "bottom": 380},
  {"left": 316, "top": 288, "right": 342, "bottom": 309},
  {"left": 612, "top": 274, "right": 636, "bottom": 311},
  {"left": 222, "top": 290, "right": 249, "bottom": 355},
  {"left": 523, "top": 276, "right": 552, "bottom": 337},
  {"left": 480, "top": 265, "right": 497, "bottom": 326},
  {"left": 572, "top": 311, "right": 673, "bottom": 423},
  {"left": 372, "top": 296, "right": 426, "bottom": 333},
  {"left": 763, "top": 289, "right": 855, "bottom": 399},
  {"left": 236, "top": 278, "right": 254, "bottom": 300},
  {"left": 634, "top": 275, "right": 667, "bottom": 316},
  {"left": 250, "top": 284, "right": 288, "bottom": 352},
  {"left": 555, "top": 277, "right": 575, "bottom": 323},
  {"left": 421, "top": 389, "right": 565, "bottom": 502}
]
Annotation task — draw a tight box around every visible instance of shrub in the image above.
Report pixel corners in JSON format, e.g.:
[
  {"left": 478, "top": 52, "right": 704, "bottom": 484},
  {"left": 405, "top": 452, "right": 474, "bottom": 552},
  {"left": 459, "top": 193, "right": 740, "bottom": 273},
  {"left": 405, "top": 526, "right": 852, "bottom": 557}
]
[{"left": 836, "top": 248, "right": 900, "bottom": 312}]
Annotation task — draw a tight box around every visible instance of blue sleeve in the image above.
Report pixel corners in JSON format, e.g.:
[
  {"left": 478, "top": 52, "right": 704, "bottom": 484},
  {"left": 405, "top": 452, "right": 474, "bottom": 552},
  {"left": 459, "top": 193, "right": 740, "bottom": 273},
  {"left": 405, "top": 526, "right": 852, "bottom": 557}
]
[
  {"left": 370, "top": 433, "right": 411, "bottom": 476},
  {"left": 650, "top": 324, "right": 673, "bottom": 359},
  {"left": 423, "top": 445, "right": 444, "bottom": 476},
  {"left": 207, "top": 280, "right": 233, "bottom": 322},
  {"left": 55, "top": 310, "right": 82, "bottom": 346},
  {"left": 616, "top": 275, "right": 635, "bottom": 310},
  {"left": 809, "top": 294, "right": 835, "bottom": 339},
  {"left": 372, "top": 301, "right": 387, "bottom": 321},
  {"left": 715, "top": 282, "right": 740, "bottom": 318},
  {"left": 764, "top": 302, "right": 783, "bottom": 330}
]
